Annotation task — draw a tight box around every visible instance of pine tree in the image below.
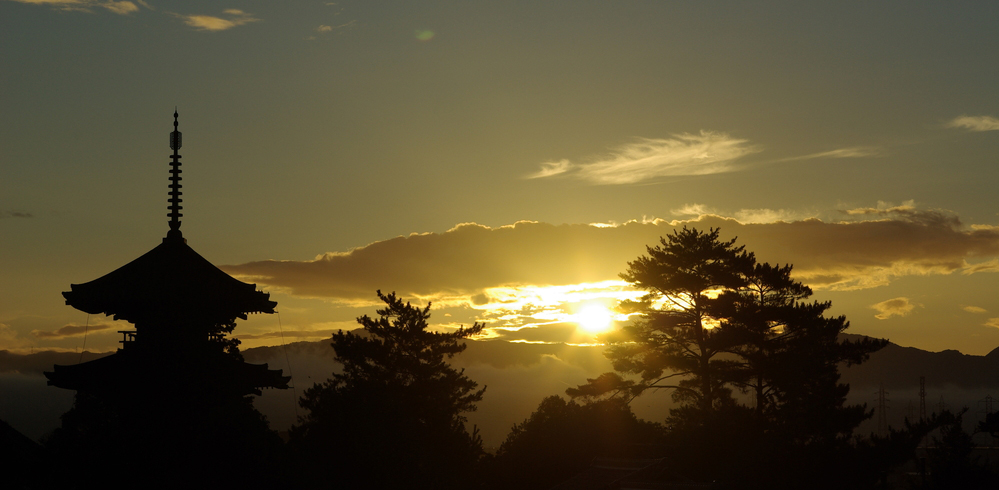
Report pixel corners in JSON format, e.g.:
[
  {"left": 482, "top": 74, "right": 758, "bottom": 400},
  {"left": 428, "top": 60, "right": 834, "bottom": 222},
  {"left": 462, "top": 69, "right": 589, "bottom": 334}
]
[
  {"left": 606, "top": 227, "right": 754, "bottom": 417},
  {"left": 291, "top": 291, "right": 485, "bottom": 489},
  {"left": 723, "top": 262, "right": 886, "bottom": 444}
]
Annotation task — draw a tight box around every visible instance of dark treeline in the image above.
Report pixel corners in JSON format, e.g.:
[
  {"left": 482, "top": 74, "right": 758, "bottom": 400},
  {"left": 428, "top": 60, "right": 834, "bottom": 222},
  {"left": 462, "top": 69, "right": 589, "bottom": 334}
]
[{"left": 7, "top": 227, "right": 999, "bottom": 489}]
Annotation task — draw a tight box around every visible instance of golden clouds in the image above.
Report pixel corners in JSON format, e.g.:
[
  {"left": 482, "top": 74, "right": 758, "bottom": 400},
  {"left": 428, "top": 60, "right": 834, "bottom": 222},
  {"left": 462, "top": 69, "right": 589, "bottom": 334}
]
[
  {"left": 870, "top": 297, "right": 916, "bottom": 320},
  {"left": 179, "top": 9, "right": 259, "bottom": 31}
]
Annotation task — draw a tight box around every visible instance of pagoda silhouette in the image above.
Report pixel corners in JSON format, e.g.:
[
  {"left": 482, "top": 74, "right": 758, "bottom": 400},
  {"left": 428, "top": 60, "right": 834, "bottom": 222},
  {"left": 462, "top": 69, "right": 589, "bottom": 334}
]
[{"left": 42, "top": 112, "right": 290, "bottom": 487}]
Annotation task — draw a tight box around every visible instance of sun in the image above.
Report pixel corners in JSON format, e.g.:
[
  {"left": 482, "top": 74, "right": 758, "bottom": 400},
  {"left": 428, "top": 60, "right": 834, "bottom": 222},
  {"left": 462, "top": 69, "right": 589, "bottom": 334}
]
[{"left": 575, "top": 304, "right": 615, "bottom": 334}]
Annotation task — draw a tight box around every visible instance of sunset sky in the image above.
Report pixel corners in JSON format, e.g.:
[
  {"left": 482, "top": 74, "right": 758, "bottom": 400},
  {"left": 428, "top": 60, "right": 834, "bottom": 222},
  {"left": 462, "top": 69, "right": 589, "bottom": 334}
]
[{"left": 3, "top": 1, "right": 999, "bottom": 360}]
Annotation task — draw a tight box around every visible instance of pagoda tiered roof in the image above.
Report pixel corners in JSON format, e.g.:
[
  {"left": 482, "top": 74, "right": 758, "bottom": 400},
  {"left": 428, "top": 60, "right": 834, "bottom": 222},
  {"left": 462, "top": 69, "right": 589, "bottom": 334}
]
[
  {"left": 62, "top": 235, "right": 276, "bottom": 326},
  {"left": 45, "top": 347, "right": 289, "bottom": 396}
]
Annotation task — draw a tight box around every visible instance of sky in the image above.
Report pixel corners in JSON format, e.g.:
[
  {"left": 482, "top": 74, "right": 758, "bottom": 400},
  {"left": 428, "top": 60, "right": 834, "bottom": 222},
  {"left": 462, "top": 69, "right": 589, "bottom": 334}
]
[{"left": 3, "top": 0, "right": 999, "bottom": 365}]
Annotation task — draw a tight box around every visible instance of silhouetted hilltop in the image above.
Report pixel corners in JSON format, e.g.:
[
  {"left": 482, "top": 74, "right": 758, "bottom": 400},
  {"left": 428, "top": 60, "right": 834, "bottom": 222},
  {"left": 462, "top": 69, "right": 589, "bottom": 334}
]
[
  {"left": 242, "top": 335, "right": 608, "bottom": 370},
  {"left": 5, "top": 334, "right": 997, "bottom": 392},
  {"left": 243, "top": 334, "right": 999, "bottom": 393},
  {"left": 0, "top": 350, "right": 111, "bottom": 375},
  {"left": 838, "top": 333, "right": 999, "bottom": 390},
  {"left": 1, "top": 418, "right": 41, "bottom": 487}
]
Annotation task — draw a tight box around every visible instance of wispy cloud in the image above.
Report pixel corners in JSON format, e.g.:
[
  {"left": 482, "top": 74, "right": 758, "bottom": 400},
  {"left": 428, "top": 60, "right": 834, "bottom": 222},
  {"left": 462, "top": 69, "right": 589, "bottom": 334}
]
[
  {"left": 102, "top": 0, "right": 136, "bottom": 14},
  {"left": 0, "top": 323, "right": 30, "bottom": 349},
  {"left": 963, "top": 305, "right": 987, "bottom": 314},
  {"left": 670, "top": 203, "right": 715, "bottom": 217},
  {"left": 528, "top": 131, "right": 760, "bottom": 185},
  {"left": 235, "top": 329, "right": 341, "bottom": 341},
  {"left": 670, "top": 203, "right": 809, "bottom": 224},
  {"left": 844, "top": 199, "right": 917, "bottom": 216},
  {"left": 870, "top": 297, "right": 916, "bottom": 320},
  {"left": 528, "top": 159, "right": 572, "bottom": 179},
  {"left": 986, "top": 318, "right": 999, "bottom": 329},
  {"left": 776, "top": 146, "right": 881, "bottom": 162},
  {"left": 842, "top": 200, "right": 962, "bottom": 228},
  {"left": 0, "top": 210, "right": 33, "bottom": 219},
  {"left": 9, "top": 0, "right": 138, "bottom": 14},
  {"left": 733, "top": 208, "right": 804, "bottom": 224},
  {"left": 962, "top": 258, "right": 999, "bottom": 275},
  {"left": 947, "top": 115, "right": 999, "bottom": 132},
  {"left": 32, "top": 323, "right": 115, "bottom": 338},
  {"left": 178, "top": 9, "right": 259, "bottom": 31}
]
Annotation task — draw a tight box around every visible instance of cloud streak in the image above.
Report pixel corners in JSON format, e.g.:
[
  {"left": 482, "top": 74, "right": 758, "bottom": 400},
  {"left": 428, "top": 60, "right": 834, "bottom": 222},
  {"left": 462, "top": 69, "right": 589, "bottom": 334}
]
[
  {"left": 528, "top": 131, "right": 760, "bottom": 184},
  {"left": 32, "top": 323, "right": 115, "bottom": 339},
  {"left": 776, "top": 146, "right": 881, "bottom": 162},
  {"left": 947, "top": 115, "right": 999, "bottom": 132},
  {"left": 9, "top": 0, "right": 138, "bottom": 14},
  {"left": 178, "top": 9, "right": 259, "bottom": 31},
  {"left": 0, "top": 210, "right": 33, "bottom": 219}
]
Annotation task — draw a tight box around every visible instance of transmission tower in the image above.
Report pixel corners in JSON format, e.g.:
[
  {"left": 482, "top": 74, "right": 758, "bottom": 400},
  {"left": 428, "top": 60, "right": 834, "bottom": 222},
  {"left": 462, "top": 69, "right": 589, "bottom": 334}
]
[
  {"left": 919, "top": 376, "right": 927, "bottom": 421},
  {"left": 981, "top": 395, "right": 996, "bottom": 447},
  {"left": 981, "top": 395, "right": 996, "bottom": 415},
  {"left": 876, "top": 383, "right": 890, "bottom": 436}
]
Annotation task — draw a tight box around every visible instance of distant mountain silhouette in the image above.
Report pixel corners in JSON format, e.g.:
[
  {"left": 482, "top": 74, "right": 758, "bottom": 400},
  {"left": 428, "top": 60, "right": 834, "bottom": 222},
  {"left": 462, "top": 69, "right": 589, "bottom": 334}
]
[
  {"left": 6, "top": 334, "right": 998, "bottom": 390},
  {"left": 838, "top": 333, "right": 999, "bottom": 390},
  {"left": 0, "top": 350, "right": 111, "bottom": 375},
  {"left": 1, "top": 418, "right": 41, "bottom": 487},
  {"left": 242, "top": 334, "right": 999, "bottom": 392}
]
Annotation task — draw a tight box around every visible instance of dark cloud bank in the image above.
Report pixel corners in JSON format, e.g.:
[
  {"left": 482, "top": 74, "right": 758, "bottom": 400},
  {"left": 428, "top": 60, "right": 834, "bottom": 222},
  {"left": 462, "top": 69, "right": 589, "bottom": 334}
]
[{"left": 224, "top": 212, "right": 999, "bottom": 300}]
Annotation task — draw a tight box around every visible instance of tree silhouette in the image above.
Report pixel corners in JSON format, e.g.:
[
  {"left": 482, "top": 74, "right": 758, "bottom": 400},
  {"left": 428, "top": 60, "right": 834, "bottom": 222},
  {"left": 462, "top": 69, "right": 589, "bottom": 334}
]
[
  {"left": 487, "top": 395, "right": 665, "bottom": 490},
  {"left": 722, "top": 262, "right": 886, "bottom": 444},
  {"left": 568, "top": 227, "right": 894, "bottom": 488},
  {"left": 920, "top": 409, "right": 999, "bottom": 489},
  {"left": 600, "top": 227, "right": 755, "bottom": 419},
  {"left": 291, "top": 291, "right": 485, "bottom": 489}
]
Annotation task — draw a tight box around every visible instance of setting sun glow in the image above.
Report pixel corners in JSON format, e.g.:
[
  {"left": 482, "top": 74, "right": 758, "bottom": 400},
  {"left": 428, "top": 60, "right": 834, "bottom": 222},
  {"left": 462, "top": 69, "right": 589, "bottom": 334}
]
[{"left": 575, "top": 304, "right": 615, "bottom": 334}]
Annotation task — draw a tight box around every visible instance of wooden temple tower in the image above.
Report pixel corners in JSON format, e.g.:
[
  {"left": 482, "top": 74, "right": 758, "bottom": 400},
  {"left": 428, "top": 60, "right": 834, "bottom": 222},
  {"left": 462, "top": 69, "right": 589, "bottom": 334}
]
[
  {"left": 41, "top": 114, "right": 289, "bottom": 485},
  {"left": 46, "top": 111, "right": 288, "bottom": 399}
]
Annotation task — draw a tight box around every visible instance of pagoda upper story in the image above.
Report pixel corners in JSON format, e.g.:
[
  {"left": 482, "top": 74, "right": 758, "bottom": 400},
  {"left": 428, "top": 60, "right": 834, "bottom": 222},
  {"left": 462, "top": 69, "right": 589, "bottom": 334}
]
[
  {"left": 46, "top": 112, "right": 287, "bottom": 396},
  {"left": 62, "top": 111, "right": 275, "bottom": 345}
]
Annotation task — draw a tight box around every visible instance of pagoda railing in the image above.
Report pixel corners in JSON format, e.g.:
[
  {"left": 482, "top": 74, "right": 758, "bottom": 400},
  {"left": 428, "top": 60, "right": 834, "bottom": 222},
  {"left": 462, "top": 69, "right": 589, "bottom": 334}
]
[{"left": 119, "top": 330, "right": 137, "bottom": 347}]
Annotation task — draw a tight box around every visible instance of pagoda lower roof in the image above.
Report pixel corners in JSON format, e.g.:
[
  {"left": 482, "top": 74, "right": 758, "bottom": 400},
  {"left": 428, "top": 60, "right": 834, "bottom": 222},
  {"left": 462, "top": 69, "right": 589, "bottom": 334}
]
[
  {"left": 63, "top": 235, "right": 276, "bottom": 325},
  {"left": 44, "top": 349, "right": 290, "bottom": 396}
]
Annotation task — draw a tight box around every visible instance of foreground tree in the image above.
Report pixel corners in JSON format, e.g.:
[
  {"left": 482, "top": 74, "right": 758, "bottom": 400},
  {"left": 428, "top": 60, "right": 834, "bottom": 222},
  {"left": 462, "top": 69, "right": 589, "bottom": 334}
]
[
  {"left": 610, "top": 227, "right": 755, "bottom": 418},
  {"left": 570, "top": 227, "right": 891, "bottom": 487},
  {"left": 291, "top": 291, "right": 485, "bottom": 489},
  {"left": 723, "top": 262, "right": 887, "bottom": 444},
  {"left": 486, "top": 395, "right": 665, "bottom": 490}
]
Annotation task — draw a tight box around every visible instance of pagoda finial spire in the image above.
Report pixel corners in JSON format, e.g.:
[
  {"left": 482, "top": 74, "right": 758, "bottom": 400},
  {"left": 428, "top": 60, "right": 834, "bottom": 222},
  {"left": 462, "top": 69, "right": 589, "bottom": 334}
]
[{"left": 166, "top": 110, "right": 184, "bottom": 241}]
